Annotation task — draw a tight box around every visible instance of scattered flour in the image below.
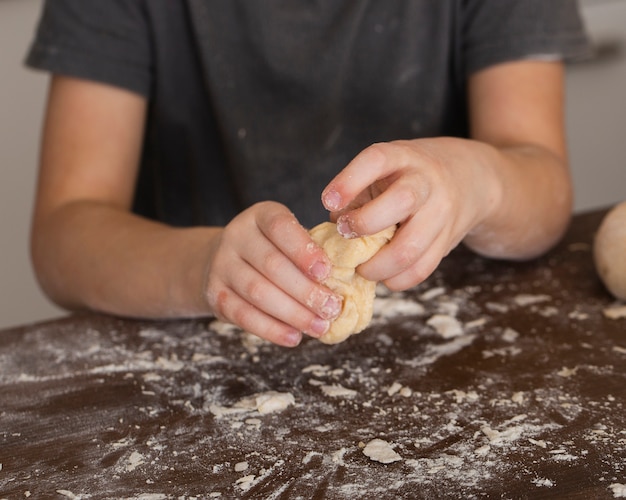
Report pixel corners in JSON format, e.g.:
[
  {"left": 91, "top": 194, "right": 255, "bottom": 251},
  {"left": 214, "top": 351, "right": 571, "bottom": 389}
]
[
  {"left": 486, "top": 302, "right": 509, "bottom": 313},
  {"left": 235, "top": 474, "right": 256, "bottom": 491},
  {"left": 407, "top": 334, "right": 477, "bottom": 367},
  {"left": 481, "top": 425, "right": 524, "bottom": 446},
  {"left": 532, "top": 477, "right": 554, "bottom": 488},
  {"left": 513, "top": 294, "right": 552, "bottom": 307},
  {"left": 501, "top": 328, "right": 520, "bottom": 343},
  {"left": 372, "top": 297, "right": 425, "bottom": 322},
  {"left": 56, "top": 491, "right": 81, "bottom": 500},
  {"left": 419, "top": 287, "right": 446, "bottom": 301},
  {"left": 209, "top": 391, "right": 295, "bottom": 418},
  {"left": 301, "top": 364, "right": 330, "bottom": 376},
  {"left": 126, "top": 451, "right": 146, "bottom": 472}
]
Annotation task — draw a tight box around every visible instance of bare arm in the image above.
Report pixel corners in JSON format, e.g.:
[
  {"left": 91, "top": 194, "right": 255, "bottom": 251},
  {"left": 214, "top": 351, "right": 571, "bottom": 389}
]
[
  {"left": 32, "top": 76, "right": 214, "bottom": 317},
  {"left": 464, "top": 59, "right": 571, "bottom": 258},
  {"left": 31, "top": 76, "right": 341, "bottom": 346},
  {"left": 322, "top": 61, "right": 572, "bottom": 290}
]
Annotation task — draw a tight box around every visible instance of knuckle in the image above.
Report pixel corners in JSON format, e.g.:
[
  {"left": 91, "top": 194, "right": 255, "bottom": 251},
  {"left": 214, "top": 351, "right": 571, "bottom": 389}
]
[
  {"left": 244, "top": 279, "right": 266, "bottom": 304},
  {"left": 395, "top": 186, "right": 420, "bottom": 214},
  {"left": 262, "top": 251, "right": 284, "bottom": 276},
  {"left": 408, "top": 265, "right": 432, "bottom": 286},
  {"left": 259, "top": 205, "right": 296, "bottom": 237},
  {"left": 393, "top": 241, "right": 421, "bottom": 271},
  {"left": 230, "top": 306, "right": 250, "bottom": 330},
  {"left": 266, "top": 214, "right": 289, "bottom": 238},
  {"left": 205, "top": 284, "right": 230, "bottom": 320},
  {"left": 409, "top": 257, "right": 439, "bottom": 287},
  {"left": 365, "top": 142, "right": 392, "bottom": 165}
]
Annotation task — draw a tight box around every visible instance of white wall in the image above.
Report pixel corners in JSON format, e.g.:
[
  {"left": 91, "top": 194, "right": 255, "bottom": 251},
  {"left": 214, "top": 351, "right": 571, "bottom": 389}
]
[
  {"left": 567, "top": 0, "right": 626, "bottom": 211},
  {"left": 0, "top": 0, "right": 625, "bottom": 330},
  {"left": 0, "top": 0, "right": 63, "bottom": 330}
]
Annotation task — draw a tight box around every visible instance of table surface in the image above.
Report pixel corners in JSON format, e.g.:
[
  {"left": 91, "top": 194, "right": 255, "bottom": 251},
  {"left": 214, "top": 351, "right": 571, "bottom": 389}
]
[{"left": 1, "top": 209, "right": 625, "bottom": 500}]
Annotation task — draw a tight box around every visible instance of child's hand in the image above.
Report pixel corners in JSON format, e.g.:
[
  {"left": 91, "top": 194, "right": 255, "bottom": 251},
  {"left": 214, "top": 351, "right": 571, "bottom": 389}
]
[
  {"left": 203, "top": 201, "right": 343, "bottom": 347},
  {"left": 322, "top": 138, "right": 499, "bottom": 291}
]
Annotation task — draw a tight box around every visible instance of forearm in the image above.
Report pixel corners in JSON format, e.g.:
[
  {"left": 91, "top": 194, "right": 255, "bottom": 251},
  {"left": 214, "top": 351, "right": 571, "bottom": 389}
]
[
  {"left": 31, "top": 201, "right": 218, "bottom": 319},
  {"left": 463, "top": 140, "right": 572, "bottom": 260}
]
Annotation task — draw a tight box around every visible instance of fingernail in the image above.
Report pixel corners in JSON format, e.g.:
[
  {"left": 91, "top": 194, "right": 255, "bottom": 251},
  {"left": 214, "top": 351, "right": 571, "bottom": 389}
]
[
  {"left": 310, "top": 317, "right": 330, "bottom": 337},
  {"left": 323, "top": 190, "right": 342, "bottom": 211},
  {"left": 321, "top": 294, "right": 342, "bottom": 319},
  {"left": 285, "top": 330, "right": 303, "bottom": 347},
  {"left": 337, "top": 216, "right": 357, "bottom": 239},
  {"left": 309, "top": 260, "right": 330, "bottom": 281}
]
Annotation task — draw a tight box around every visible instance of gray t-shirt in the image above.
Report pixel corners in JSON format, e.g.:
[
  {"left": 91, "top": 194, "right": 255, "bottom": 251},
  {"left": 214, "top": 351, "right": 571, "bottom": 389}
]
[{"left": 26, "top": 0, "right": 590, "bottom": 228}]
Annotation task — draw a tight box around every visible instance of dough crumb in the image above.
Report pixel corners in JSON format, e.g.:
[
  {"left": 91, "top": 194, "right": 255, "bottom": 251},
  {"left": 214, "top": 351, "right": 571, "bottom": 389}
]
[
  {"left": 604, "top": 304, "right": 626, "bottom": 320},
  {"left": 557, "top": 366, "right": 578, "bottom": 378},
  {"left": 610, "top": 483, "right": 626, "bottom": 498},
  {"left": 320, "top": 384, "right": 357, "bottom": 398},
  {"left": 56, "top": 492, "right": 80, "bottom": 500},
  {"left": 533, "top": 478, "right": 554, "bottom": 488},
  {"left": 419, "top": 287, "right": 446, "bottom": 301},
  {"left": 363, "top": 438, "right": 402, "bottom": 464},
  {"left": 387, "top": 382, "right": 403, "bottom": 396},
  {"left": 426, "top": 314, "right": 463, "bottom": 338},
  {"left": 235, "top": 475, "right": 256, "bottom": 491},
  {"left": 502, "top": 327, "right": 520, "bottom": 343},
  {"left": 529, "top": 438, "right": 547, "bottom": 448},
  {"left": 126, "top": 451, "right": 146, "bottom": 472},
  {"left": 210, "top": 391, "right": 294, "bottom": 417},
  {"left": 513, "top": 294, "right": 551, "bottom": 307},
  {"left": 254, "top": 391, "right": 295, "bottom": 415}
]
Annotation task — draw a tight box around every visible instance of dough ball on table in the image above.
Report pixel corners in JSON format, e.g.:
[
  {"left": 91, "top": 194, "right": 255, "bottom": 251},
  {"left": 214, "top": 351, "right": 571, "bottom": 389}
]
[
  {"left": 309, "top": 222, "right": 396, "bottom": 344},
  {"left": 594, "top": 201, "right": 626, "bottom": 300}
]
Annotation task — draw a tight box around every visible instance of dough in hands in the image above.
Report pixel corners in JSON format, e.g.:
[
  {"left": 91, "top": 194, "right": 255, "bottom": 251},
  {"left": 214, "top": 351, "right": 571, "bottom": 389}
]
[{"left": 309, "top": 222, "right": 396, "bottom": 344}]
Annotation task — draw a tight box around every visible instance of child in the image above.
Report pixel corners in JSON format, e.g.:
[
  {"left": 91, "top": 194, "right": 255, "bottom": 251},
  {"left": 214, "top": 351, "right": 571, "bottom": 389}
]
[{"left": 26, "top": 1, "right": 589, "bottom": 346}]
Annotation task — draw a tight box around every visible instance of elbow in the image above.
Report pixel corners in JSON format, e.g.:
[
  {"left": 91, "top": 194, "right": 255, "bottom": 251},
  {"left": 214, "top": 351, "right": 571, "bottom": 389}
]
[
  {"left": 465, "top": 187, "right": 573, "bottom": 261},
  {"left": 29, "top": 227, "right": 80, "bottom": 312}
]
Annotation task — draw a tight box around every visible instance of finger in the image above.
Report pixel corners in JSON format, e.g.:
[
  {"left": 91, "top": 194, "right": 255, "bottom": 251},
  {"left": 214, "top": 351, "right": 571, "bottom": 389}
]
[
  {"left": 380, "top": 215, "right": 462, "bottom": 291},
  {"left": 239, "top": 236, "right": 342, "bottom": 321},
  {"left": 336, "top": 174, "right": 429, "bottom": 237},
  {"left": 358, "top": 211, "right": 446, "bottom": 282},
  {"left": 227, "top": 260, "right": 334, "bottom": 339},
  {"left": 382, "top": 233, "right": 451, "bottom": 291},
  {"left": 209, "top": 285, "right": 303, "bottom": 347},
  {"left": 255, "top": 203, "right": 333, "bottom": 282},
  {"left": 321, "top": 142, "right": 412, "bottom": 212}
]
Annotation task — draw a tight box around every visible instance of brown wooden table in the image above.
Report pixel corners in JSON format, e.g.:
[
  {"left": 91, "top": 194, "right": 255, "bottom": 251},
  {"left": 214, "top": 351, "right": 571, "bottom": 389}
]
[{"left": 1, "top": 209, "right": 625, "bottom": 499}]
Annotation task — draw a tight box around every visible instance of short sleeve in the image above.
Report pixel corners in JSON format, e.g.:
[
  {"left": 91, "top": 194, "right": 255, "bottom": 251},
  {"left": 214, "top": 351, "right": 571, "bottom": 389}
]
[
  {"left": 462, "top": 0, "right": 592, "bottom": 76},
  {"left": 25, "top": 0, "right": 153, "bottom": 97}
]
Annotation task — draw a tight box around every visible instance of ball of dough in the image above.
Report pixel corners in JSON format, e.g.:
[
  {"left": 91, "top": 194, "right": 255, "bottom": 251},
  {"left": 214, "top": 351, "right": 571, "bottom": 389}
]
[
  {"left": 309, "top": 222, "right": 396, "bottom": 344},
  {"left": 594, "top": 201, "right": 626, "bottom": 300}
]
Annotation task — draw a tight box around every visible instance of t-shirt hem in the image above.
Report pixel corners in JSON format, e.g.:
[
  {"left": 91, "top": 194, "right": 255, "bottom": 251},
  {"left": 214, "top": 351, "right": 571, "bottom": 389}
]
[
  {"left": 25, "top": 43, "right": 151, "bottom": 98},
  {"left": 465, "top": 33, "right": 593, "bottom": 76}
]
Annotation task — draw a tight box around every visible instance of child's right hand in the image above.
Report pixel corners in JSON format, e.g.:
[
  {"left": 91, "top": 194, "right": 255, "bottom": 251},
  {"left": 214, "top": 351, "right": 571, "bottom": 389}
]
[{"left": 203, "top": 201, "right": 343, "bottom": 347}]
